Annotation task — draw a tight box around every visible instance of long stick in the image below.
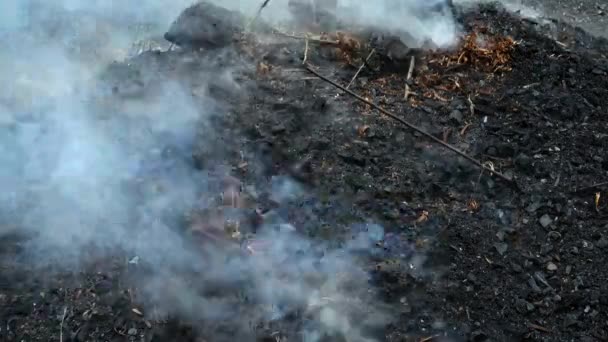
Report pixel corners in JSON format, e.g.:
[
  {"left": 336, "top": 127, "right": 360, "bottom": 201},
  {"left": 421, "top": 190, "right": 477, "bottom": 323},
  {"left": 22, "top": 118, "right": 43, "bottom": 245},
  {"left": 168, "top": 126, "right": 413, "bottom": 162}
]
[{"left": 305, "top": 64, "right": 520, "bottom": 191}]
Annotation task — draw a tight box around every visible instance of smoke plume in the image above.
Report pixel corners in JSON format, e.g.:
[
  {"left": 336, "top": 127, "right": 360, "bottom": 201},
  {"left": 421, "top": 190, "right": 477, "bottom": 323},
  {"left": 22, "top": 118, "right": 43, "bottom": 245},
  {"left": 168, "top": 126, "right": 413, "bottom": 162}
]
[{"left": 0, "top": 0, "right": 461, "bottom": 340}]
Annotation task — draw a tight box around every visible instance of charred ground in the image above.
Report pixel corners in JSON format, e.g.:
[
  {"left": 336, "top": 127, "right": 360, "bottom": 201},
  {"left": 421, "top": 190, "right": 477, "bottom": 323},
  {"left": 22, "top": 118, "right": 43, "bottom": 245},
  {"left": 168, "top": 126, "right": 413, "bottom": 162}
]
[{"left": 2, "top": 3, "right": 608, "bottom": 342}]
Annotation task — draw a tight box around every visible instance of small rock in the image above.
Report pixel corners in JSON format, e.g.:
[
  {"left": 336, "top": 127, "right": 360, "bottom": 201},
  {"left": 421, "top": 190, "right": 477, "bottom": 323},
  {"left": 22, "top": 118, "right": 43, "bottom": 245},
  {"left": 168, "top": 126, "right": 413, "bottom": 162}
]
[
  {"left": 534, "top": 272, "right": 551, "bottom": 288},
  {"left": 449, "top": 109, "right": 463, "bottom": 124},
  {"left": 271, "top": 123, "right": 286, "bottom": 134},
  {"left": 471, "top": 330, "right": 488, "bottom": 342},
  {"left": 338, "top": 152, "right": 366, "bottom": 167},
  {"left": 128, "top": 328, "right": 138, "bottom": 336},
  {"left": 540, "top": 244, "right": 553, "bottom": 255},
  {"left": 597, "top": 237, "right": 608, "bottom": 249},
  {"left": 314, "top": 137, "right": 331, "bottom": 150},
  {"left": 582, "top": 240, "right": 594, "bottom": 250},
  {"left": 528, "top": 276, "right": 542, "bottom": 293},
  {"left": 515, "top": 298, "right": 529, "bottom": 313},
  {"left": 382, "top": 37, "right": 412, "bottom": 62},
  {"left": 96, "top": 279, "right": 113, "bottom": 294},
  {"left": 526, "top": 302, "right": 535, "bottom": 312},
  {"left": 547, "top": 231, "right": 562, "bottom": 240},
  {"left": 511, "top": 262, "right": 523, "bottom": 273},
  {"left": 565, "top": 265, "right": 572, "bottom": 274},
  {"left": 515, "top": 153, "right": 533, "bottom": 172},
  {"left": 564, "top": 313, "right": 579, "bottom": 327},
  {"left": 592, "top": 68, "right": 604, "bottom": 75},
  {"left": 384, "top": 209, "right": 400, "bottom": 220},
  {"left": 539, "top": 214, "right": 552, "bottom": 228},
  {"left": 494, "top": 242, "right": 508, "bottom": 255},
  {"left": 526, "top": 201, "right": 542, "bottom": 213},
  {"left": 547, "top": 262, "right": 558, "bottom": 271}
]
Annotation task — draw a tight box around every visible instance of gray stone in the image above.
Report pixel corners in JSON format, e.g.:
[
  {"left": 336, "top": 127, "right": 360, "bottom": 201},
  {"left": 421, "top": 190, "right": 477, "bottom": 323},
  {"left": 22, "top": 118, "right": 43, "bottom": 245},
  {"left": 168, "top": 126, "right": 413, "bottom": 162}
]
[
  {"left": 449, "top": 109, "right": 463, "bottom": 124},
  {"left": 539, "top": 214, "right": 552, "bottom": 228},
  {"left": 494, "top": 242, "right": 508, "bottom": 255},
  {"left": 164, "top": 2, "right": 245, "bottom": 49}
]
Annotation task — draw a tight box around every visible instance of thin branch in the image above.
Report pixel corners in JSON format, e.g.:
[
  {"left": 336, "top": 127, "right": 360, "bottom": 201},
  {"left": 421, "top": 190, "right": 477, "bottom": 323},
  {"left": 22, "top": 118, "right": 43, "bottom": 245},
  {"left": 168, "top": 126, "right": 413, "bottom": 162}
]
[
  {"left": 346, "top": 49, "right": 376, "bottom": 89},
  {"left": 527, "top": 323, "right": 552, "bottom": 333},
  {"left": 572, "top": 181, "right": 608, "bottom": 193},
  {"left": 273, "top": 31, "right": 339, "bottom": 45},
  {"left": 60, "top": 307, "right": 67, "bottom": 342},
  {"left": 467, "top": 94, "right": 475, "bottom": 116},
  {"left": 305, "top": 64, "right": 520, "bottom": 191},
  {"left": 404, "top": 56, "right": 416, "bottom": 100},
  {"left": 302, "top": 35, "right": 310, "bottom": 64},
  {"left": 247, "top": 0, "right": 272, "bottom": 31}
]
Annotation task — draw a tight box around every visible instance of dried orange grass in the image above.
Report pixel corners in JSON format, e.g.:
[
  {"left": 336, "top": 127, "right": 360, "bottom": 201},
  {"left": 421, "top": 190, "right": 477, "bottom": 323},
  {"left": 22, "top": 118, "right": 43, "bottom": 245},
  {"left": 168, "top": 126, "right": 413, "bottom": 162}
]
[
  {"left": 448, "top": 30, "right": 516, "bottom": 72},
  {"left": 320, "top": 31, "right": 365, "bottom": 66}
]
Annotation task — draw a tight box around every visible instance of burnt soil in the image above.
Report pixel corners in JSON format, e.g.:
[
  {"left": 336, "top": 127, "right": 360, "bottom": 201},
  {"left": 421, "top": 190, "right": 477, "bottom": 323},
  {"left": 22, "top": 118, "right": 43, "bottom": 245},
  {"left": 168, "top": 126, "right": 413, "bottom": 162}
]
[{"left": 2, "top": 3, "right": 608, "bottom": 342}]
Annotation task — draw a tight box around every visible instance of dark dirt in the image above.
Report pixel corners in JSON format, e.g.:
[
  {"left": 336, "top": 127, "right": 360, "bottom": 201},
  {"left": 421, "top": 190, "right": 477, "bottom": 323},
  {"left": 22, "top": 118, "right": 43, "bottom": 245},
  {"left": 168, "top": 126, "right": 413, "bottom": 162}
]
[
  {"left": 2, "top": 2, "right": 608, "bottom": 342},
  {"left": 517, "top": 0, "right": 608, "bottom": 39}
]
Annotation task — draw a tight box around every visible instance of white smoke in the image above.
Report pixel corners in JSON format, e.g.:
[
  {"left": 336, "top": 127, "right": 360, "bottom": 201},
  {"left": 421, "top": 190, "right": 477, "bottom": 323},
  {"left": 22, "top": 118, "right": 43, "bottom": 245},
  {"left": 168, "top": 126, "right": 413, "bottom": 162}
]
[
  {"left": 0, "top": 0, "right": 443, "bottom": 340},
  {"left": 337, "top": 0, "right": 459, "bottom": 47}
]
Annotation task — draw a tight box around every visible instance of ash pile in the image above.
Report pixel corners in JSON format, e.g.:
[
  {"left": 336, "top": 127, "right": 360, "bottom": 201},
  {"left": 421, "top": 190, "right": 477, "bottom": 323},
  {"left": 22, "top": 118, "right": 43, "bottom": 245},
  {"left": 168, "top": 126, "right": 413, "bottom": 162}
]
[{"left": 2, "top": 0, "right": 608, "bottom": 342}]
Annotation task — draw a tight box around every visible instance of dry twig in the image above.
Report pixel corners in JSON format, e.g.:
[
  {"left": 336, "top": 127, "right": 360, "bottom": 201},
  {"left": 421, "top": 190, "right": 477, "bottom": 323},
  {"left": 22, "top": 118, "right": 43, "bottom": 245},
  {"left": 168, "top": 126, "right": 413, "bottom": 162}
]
[
  {"left": 302, "top": 35, "right": 310, "bottom": 64},
  {"left": 305, "top": 64, "right": 520, "bottom": 191},
  {"left": 460, "top": 123, "right": 472, "bottom": 136},
  {"left": 247, "top": 0, "right": 271, "bottom": 31},
  {"left": 60, "top": 307, "right": 67, "bottom": 342},
  {"left": 346, "top": 49, "right": 376, "bottom": 89},
  {"left": 527, "top": 323, "right": 551, "bottom": 333},
  {"left": 419, "top": 335, "right": 439, "bottom": 342},
  {"left": 572, "top": 181, "right": 608, "bottom": 193},
  {"left": 467, "top": 94, "right": 476, "bottom": 116},
  {"left": 404, "top": 56, "right": 416, "bottom": 100},
  {"left": 273, "top": 31, "right": 339, "bottom": 45}
]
